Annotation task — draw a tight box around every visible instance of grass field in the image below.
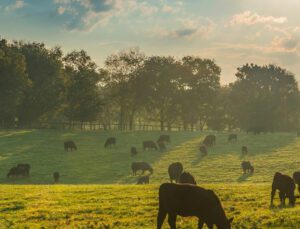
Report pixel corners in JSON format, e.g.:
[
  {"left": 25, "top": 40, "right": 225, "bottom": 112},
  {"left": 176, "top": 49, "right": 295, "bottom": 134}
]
[{"left": 0, "top": 130, "right": 299, "bottom": 228}]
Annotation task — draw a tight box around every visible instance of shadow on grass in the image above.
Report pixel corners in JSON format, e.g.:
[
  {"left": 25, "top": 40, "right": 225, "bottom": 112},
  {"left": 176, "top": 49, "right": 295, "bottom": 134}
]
[{"left": 237, "top": 173, "right": 253, "bottom": 182}]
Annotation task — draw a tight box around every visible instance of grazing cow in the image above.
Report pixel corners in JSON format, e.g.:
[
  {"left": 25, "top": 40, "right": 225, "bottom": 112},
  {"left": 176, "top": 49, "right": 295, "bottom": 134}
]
[
  {"left": 143, "top": 141, "right": 158, "bottom": 151},
  {"left": 293, "top": 171, "right": 300, "bottom": 193},
  {"left": 137, "top": 175, "right": 149, "bottom": 184},
  {"left": 241, "top": 161, "right": 254, "bottom": 174},
  {"left": 241, "top": 146, "right": 248, "bottom": 155},
  {"left": 271, "top": 172, "right": 296, "bottom": 207},
  {"left": 131, "top": 162, "right": 153, "bottom": 176},
  {"left": 7, "top": 167, "right": 20, "bottom": 178},
  {"left": 228, "top": 134, "right": 237, "bottom": 142},
  {"left": 179, "top": 172, "right": 197, "bottom": 185},
  {"left": 158, "top": 135, "right": 170, "bottom": 143},
  {"left": 7, "top": 165, "right": 29, "bottom": 178},
  {"left": 17, "top": 164, "right": 30, "bottom": 177},
  {"left": 202, "top": 135, "right": 216, "bottom": 147},
  {"left": 131, "top": 147, "right": 138, "bottom": 156},
  {"left": 53, "top": 172, "right": 60, "bottom": 183},
  {"left": 199, "top": 145, "right": 207, "bottom": 156},
  {"left": 157, "top": 140, "right": 166, "bottom": 151},
  {"left": 64, "top": 140, "right": 77, "bottom": 151},
  {"left": 104, "top": 137, "right": 116, "bottom": 148},
  {"left": 168, "top": 162, "right": 183, "bottom": 183},
  {"left": 157, "top": 183, "right": 233, "bottom": 229}
]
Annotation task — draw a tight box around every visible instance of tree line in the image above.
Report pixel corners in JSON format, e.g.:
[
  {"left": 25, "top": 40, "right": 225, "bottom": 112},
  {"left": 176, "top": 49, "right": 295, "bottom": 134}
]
[{"left": 1, "top": 38, "right": 300, "bottom": 132}]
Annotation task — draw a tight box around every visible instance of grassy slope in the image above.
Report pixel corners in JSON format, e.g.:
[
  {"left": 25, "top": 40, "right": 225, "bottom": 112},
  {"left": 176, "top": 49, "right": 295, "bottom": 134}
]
[
  {"left": 0, "top": 130, "right": 299, "bottom": 228},
  {"left": 0, "top": 184, "right": 299, "bottom": 228}
]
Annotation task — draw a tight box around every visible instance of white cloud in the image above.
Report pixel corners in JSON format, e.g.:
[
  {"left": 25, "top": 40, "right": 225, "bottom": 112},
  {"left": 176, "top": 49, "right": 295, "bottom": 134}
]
[
  {"left": 230, "top": 11, "right": 287, "bottom": 26},
  {"left": 5, "top": 0, "right": 25, "bottom": 11}
]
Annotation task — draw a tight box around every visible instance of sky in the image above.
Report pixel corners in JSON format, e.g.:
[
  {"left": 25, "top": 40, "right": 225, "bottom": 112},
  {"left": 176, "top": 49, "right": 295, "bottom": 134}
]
[{"left": 1, "top": 0, "right": 300, "bottom": 84}]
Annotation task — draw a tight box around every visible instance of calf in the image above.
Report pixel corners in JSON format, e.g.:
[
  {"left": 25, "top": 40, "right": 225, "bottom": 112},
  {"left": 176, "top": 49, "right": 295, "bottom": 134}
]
[
  {"left": 179, "top": 172, "right": 197, "bottom": 185},
  {"left": 53, "top": 172, "right": 60, "bottom": 183},
  {"left": 202, "top": 135, "right": 216, "bottom": 147},
  {"left": 143, "top": 141, "right": 158, "bottom": 151},
  {"left": 293, "top": 171, "right": 300, "bottom": 193},
  {"left": 64, "top": 140, "right": 77, "bottom": 151},
  {"left": 271, "top": 172, "right": 296, "bottom": 207},
  {"left": 228, "top": 134, "right": 237, "bottom": 142},
  {"left": 104, "top": 137, "right": 116, "bottom": 148},
  {"left": 168, "top": 162, "right": 183, "bottom": 183},
  {"left": 131, "top": 162, "right": 153, "bottom": 175},
  {"left": 131, "top": 147, "right": 138, "bottom": 156},
  {"left": 157, "top": 183, "right": 233, "bottom": 229},
  {"left": 137, "top": 175, "right": 149, "bottom": 184},
  {"left": 199, "top": 145, "right": 207, "bottom": 156},
  {"left": 241, "top": 161, "right": 254, "bottom": 174}
]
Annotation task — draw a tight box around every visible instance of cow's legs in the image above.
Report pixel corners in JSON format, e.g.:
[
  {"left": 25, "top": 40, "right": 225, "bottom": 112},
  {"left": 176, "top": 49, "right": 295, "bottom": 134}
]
[
  {"left": 157, "top": 210, "right": 167, "bottom": 229},
  {"left": 279, "top": 191, "right": 285, "bottom": 206},
  {"left": 198, "top": 218, "right": 204, "bottom": 229},
  {"left": 168, "top": 214, "right": 176, "bottom": 229},
  {"left": 206, "top": 222, "right": 214, "bottom": 229},
  {"left": 270, "top": 189, "right": 276, "bottom": 206}
]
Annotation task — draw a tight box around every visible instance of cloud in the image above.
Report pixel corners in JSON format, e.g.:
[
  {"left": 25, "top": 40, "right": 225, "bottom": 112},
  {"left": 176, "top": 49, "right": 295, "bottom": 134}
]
[
  {"left": 230, "top": 11, "right": 287, "bottom": 26},
  {"left": 5, "top": 0, "right": 25, "bottom": 11}
]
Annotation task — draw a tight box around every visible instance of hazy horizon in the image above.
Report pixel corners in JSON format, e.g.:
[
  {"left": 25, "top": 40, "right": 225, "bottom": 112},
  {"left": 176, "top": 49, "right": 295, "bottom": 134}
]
[{"left": 1, "top": 0, "right": 300, "bottom": 83}]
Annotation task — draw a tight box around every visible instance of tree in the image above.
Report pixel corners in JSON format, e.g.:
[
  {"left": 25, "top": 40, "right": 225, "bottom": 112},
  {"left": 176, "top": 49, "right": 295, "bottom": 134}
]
[
  {"left": 14, "top": 42, "right": 65, "bottom": 125},
  {"left": 229, "top": 64, "right": 300, "bottom": 132},
  {"left": 0, "top": 39, "right": 30, "bottom": 127},
  {"left": 181, "top": 56, "right": 221, "bottom": 130},
  {"left": 104, "top": 48, "right": 145, "bottom": 130},
  {"left": 63, "top": 50, "right": 103, "bottom": 124}
]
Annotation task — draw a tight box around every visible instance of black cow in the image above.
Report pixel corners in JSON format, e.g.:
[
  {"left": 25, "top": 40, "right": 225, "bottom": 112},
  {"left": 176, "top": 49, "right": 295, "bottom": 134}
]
[
  {"left": 53, "top": 172, "right": 60, "bottom": 183},
  {"left": 158, "top": 135, "right": 170, "bottom": 143},
  {"left": 241, "top": 161, "right": 254, "bottom": 174},
  {"left": 199, "top": 145, "right": 207, "bottom": 156},
  {"left": 179, "top": 172, "right": 197, "bottom": 185},
  {"left": 131, "top": 162, "right": 153, "bottom": 176},
  {"left": 157, "top": 140, "right": 166, "bottom": 151},
  {"left": 17, "top": 164, "right": 30, "bottom": 177},
  {"left": 64, "top": 140, "right": 77, "bottom": 151},
  {"left": 143, "top": 141, "right": 158, "bottom": 151},
  {"left": 137, "top": 175, "right": 149, "bottom": 184},
  {"left": 168, "top": 162, "right": 183, "bottom": 183},
  {"left": 157, "top": 183, "right": 233, "bottom": 229},
  {"left": 293, "top": 171, "right": 300, "bottom": 193},
  {"left": 104, "top": 137, "right": 116, "bottom": 148},
  {"left": 131, "top": 147, "right": 138, "bottom": 156},
  {"left": 202, "top": 135, "right": 216, "bottom": 147},
  {"left": 271, "top": 172, "right": 296, "bottom": 207},
  {"left": 228, "top": 134, "right": 237, "bottom": 142},
  {"left": 241, "top": 146, "right": 248, "bottom": 156}
]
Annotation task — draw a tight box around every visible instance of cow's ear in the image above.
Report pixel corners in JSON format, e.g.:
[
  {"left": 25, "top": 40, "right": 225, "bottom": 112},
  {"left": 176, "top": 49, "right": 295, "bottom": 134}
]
[{"left": 228, "top": 217, "right": 234, "bottom": 224}]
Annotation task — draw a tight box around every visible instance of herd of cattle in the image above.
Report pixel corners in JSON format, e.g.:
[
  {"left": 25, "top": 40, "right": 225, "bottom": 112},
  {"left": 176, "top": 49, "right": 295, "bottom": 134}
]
[{"left": 4, "top": 133, "right": 300, "bottom": 228}]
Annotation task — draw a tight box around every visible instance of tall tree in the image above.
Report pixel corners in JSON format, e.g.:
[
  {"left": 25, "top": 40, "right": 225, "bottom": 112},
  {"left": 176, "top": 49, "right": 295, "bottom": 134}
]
[
  {"left": 0, "top": 39, "right": 30, "bottom": 127},
  {"left": 63, "top": 50, "right": 103, "bottom": 124},
  {"left": 229, "top": 64, "right": 300, "bottom": 132},
  {"left": 14, "top": 42, "right": 65, "bottom": 125},
  {"left": 104, "top": 48, "right": 145, "bottom": 130}
]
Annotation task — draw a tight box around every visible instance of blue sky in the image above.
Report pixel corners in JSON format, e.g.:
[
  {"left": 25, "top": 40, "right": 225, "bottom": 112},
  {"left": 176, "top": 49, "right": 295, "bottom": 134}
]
[{"left": 1, "top": 0, "right": 300, "bottom": 83}]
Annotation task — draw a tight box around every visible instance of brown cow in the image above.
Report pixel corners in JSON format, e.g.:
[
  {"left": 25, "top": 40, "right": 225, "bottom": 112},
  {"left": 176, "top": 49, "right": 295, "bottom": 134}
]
[
  {"left": 104, "top": 137, "right": 116, "bottom": 148},
  {"left": 137, "top": 175, "right": 149, "bottom": 184},
  {"left": 241, "top": 161, "right": 254, "bottom": 174},
  {"left": 131, "top": 162, "right": 153, "bottom": 175},
  {"left": 202, "top": 135, "right": 216, "bottom": 147},
  {"left": 293, "top": 171, "right": 300, "bottom": 193},
  {"left": 168, "top": 162, "right": 183, "bottom": 183},
  {"left": 271, "top": 172, "right": 296, "bottom": 207},
  {"left": 157, "top": 183, "right": 233, "bottom": 229},
  {"left": 179, "top": 172, "right": 197, "bottom": 185},
  {"left": 143, "top": 141, "right": 158, "bottom": 151},
  {"left": 64, "top": 140, "right": 77, "bottom": 151}
]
